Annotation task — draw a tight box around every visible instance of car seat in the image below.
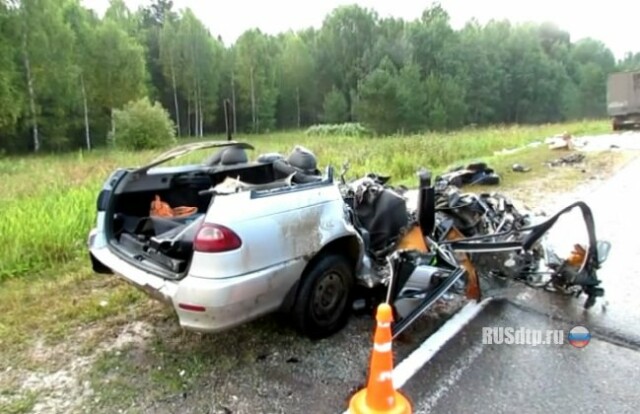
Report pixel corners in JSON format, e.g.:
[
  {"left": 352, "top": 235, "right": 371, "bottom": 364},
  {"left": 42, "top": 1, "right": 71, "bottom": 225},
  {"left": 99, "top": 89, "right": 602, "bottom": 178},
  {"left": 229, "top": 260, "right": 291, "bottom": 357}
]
[
  {"left": 271, "top": 146, "right": 323, "bottom": 184},
  {"left": 287, "top": 145, "right": 321, "bottom": 176}
]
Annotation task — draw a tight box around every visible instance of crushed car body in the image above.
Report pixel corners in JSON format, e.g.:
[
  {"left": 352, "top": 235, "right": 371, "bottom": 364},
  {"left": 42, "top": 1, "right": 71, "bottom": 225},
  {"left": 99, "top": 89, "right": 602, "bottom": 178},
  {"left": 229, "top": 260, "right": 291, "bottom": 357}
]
[
  {"left": 88, "top": 142, "right": 611, "bottom": 339},
  {"left": 343, "top": 170, "right": 610, "bottom": 338}
]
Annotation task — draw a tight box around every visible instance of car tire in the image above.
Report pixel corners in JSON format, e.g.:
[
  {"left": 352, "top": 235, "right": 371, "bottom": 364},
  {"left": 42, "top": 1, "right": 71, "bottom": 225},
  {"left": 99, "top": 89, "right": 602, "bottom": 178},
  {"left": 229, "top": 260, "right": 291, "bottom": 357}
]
[{"left": 291, "top": 254, "right": 354, "bottom": 339}]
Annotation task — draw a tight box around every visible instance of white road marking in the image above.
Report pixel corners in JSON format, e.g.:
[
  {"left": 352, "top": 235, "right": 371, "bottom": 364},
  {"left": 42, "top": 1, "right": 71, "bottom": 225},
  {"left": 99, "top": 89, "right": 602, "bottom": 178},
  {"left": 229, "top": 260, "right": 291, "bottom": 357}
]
[
  {"left": 392, "top": 298, "right": 492, "bottom": 388},
  {"left": 342, "top": 298, "right": 491, "bottom": 414},
  {"left": 412, "top": 342, "right": 486, "bottom": 414}
]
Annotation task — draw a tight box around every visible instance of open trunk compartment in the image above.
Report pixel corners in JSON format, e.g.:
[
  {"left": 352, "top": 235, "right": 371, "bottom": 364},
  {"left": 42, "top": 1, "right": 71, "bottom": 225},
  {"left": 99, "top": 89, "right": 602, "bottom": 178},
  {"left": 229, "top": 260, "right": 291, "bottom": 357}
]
[{"left": 114, "top": 214, "right": 205, "bottom": 274}]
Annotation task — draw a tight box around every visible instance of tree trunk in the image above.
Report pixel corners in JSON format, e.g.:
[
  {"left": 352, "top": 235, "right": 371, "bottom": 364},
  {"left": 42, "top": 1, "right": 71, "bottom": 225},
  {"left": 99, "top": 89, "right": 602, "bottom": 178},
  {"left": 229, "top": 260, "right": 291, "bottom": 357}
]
[
  {"left": 193, "top": 87, "right": 200, "bottom": 137},
  {"left": 187, "top": 98, "right": 191, "bottom": 136},
  {"left": 231, "top": 70, "right": 237, "bottom": 134},
  {"left": 196, "top": 96, "right": 201, "bottom": 137},
  {"left": 170, "top": 60, "right": 181, "bottom": 136},
  {"left": 197, "top": 77, "right": 203, "bottom": 137},
  {"left": 199, "top": 99, "right": 203, "bottom": 136},
  {"left": 250, "top": 66, "right": 256, "bottom": 132},
  {"left": 351, "top": 79, "right": 361, "bottom": 122},
  {"left": 80, "top": 72, "right": 91, "bottom": 150},
  {"left": 110, "top": 107, "right": 115, "bottom": 144},
  {"left": 296, "top": 86, "right": 301, "bottom": 128},
  {"left": 194, "top": 80, "right": 199, "bottom": 137},
  {"left": 22, "top": 32, "right": 39, "bottom": 152}
]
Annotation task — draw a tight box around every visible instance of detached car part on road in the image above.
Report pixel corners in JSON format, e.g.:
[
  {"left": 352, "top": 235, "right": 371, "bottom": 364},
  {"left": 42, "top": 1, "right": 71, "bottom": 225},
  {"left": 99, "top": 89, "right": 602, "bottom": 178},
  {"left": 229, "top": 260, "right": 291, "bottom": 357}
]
[{"left": 88, "top": 141, "right": 612, "bottom": 340}]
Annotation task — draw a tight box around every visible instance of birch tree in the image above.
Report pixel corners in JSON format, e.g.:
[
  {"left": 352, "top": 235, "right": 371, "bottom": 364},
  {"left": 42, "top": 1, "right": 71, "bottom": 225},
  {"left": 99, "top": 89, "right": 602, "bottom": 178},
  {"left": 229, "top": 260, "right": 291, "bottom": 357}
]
[
  {"left": 175, "top": 9, "right": 223, "bottom": 136},
  {"left": 0, "top": 1, "right": 22, "bottom": 135},
  {"left": 65, "top": 0, "right": 98, "bottom": 150},
  {"left": 89, "top": 19, "right": 146, "bottom": 142},
  {"left": 279, "top": 33, "right": 314, "bottom": 128},
  {"left": 17, "top": 0, "right": 76, "bottom": 152},
  {"left": 159, "top": 19, "right": 181, "bottom": 135},
  {"left": 235, "top": 29, "right": 279, "bottom": 132}
]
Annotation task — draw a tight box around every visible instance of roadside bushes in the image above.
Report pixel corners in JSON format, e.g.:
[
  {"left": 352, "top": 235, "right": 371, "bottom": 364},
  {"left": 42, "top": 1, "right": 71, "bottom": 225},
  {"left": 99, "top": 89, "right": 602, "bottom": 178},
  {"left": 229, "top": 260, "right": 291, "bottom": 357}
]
[
  {"left": 305, "top": 122, "right": 372, "bottom": 137},
  {"left": 111, "top": 97, "right": 176, "bottom": 150}
]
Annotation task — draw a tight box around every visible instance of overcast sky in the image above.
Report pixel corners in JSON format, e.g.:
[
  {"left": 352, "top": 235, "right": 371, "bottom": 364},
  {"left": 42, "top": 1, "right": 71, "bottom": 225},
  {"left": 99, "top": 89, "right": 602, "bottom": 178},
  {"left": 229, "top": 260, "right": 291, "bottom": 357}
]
[{"left": 83, "top": 0, "right": 638, "bottom": 60}]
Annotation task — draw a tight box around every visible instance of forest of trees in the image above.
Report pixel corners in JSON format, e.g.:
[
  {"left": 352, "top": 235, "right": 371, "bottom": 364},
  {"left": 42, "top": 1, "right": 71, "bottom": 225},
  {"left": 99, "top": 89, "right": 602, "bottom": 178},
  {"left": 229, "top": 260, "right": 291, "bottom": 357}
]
[{"left": 1, "top": 0, "right": 639, "bottom": 153}]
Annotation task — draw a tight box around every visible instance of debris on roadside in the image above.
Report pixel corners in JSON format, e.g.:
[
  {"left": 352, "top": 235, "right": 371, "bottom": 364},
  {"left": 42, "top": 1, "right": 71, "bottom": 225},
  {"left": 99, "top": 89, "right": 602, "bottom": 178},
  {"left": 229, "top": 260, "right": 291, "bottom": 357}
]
[
  {"left": 493, "top": 140, "right": 544, "bottom": 156},
  {"left": 493, "top": 147, "right": 521, "bottom": 156},
  {"left": 547, "top": 152, "right": 585, "bottom": 167},
  {"left": 511, "top": 163, "right": 531, "bottom": 173},
  {"left": 546, "top": 131, "right": 573, "bottom": 150},
  {"left": 436, "top": 162, "right": 500, "bottom": 188}
]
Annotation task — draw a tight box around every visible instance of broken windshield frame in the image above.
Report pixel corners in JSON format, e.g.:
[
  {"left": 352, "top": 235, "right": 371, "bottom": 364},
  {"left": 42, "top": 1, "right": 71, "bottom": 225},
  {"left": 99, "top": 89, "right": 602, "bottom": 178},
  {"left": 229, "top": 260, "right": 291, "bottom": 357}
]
[{"left": 131, "top": 141, "right": 255, "bottom": 176}]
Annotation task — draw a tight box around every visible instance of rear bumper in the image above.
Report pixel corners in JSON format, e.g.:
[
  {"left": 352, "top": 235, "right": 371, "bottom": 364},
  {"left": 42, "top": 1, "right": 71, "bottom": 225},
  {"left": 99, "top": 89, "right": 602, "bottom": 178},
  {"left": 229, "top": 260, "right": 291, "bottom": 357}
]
[
  {"left": 612, "top": 113, "right": 640, "bottom": 126},
  {"left": 89, "top": 228, "right": 179, "bottom": 305},
  {"left": 88, "top": 228, "right": 301, "bottom": 333}
]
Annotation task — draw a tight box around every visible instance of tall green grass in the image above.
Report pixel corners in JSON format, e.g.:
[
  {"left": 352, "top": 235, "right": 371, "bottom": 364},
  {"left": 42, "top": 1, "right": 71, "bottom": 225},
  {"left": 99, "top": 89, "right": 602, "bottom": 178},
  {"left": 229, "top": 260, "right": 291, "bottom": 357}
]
[
  {"left": 0, "top": 186, "right": 96, "bottom": 278},
  {"left": 0, "top": 119, "right": 610, "bottom": 280}
]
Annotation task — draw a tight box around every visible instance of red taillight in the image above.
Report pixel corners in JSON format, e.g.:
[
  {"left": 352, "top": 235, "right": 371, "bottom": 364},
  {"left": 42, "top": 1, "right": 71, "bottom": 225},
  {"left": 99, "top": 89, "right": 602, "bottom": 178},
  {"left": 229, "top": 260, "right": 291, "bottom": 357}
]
[
  {"left": 178, "top": 303, "right": 206, "bottom": 312},
  {"left": 193, "top": 223, "right": 242, "bottom": 252}
]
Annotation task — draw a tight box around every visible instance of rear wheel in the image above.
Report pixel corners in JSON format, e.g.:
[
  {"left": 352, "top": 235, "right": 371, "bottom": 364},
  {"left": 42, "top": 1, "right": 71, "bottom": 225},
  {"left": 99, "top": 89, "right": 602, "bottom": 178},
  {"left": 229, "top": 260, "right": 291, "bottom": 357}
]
[{"left": 291, "top": 254, "right": 354, "bottom": 339}]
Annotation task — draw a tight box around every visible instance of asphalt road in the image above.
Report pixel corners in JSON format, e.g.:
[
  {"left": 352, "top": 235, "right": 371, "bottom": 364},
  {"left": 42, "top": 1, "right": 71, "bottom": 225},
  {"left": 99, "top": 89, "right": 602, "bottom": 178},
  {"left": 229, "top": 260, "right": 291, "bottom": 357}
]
[
  {"left": 397, "top": 142, "right": 640, "bottom": 413},
  {"left": 401, "top": 300, "right": 640, "bottom": 414}
]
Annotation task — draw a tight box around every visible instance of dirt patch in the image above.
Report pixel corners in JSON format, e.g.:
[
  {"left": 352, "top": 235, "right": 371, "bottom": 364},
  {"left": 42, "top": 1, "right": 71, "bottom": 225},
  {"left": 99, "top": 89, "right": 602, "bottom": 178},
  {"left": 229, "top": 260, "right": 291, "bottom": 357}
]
[
  {"left": 0, "top": 318, "right": 158, "bottom": 414},
  {"left": 105, "top": 321, "right": 155, "bottom": 352},
  {"left": 20, "top": 357, "right": 94, "bottom": 414}
]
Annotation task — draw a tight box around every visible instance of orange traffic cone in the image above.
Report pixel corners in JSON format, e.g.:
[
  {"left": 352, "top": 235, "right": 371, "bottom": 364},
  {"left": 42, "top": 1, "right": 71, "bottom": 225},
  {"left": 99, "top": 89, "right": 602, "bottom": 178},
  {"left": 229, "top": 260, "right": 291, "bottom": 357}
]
[{"left": 349, "top": 303, "right": 412, "bottom": 414}]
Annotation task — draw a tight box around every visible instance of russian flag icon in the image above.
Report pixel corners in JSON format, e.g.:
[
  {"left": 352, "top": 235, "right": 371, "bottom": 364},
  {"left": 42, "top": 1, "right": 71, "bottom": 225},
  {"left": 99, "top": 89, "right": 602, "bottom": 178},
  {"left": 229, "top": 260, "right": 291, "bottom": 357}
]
[{"left": 568, "top": 325, "right": 591, "bottom": 348}]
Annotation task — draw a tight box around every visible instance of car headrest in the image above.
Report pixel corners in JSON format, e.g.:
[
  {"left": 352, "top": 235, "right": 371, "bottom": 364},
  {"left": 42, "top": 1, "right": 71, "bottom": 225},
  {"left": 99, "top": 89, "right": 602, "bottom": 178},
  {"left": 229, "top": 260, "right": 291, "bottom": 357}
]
[
  {"left": 287, "top": 145, "right": 319, "bottom": 175},
  {"left": 203, "top": 145, "right": 248, "bottom": 166}
]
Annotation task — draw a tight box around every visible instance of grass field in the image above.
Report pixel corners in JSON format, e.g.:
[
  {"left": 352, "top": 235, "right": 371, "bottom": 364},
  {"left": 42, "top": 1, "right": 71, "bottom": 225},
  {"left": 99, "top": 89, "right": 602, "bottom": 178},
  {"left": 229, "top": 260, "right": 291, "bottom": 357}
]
[{"left": 0, "top": 120, "right": 611, "bottom": 281}]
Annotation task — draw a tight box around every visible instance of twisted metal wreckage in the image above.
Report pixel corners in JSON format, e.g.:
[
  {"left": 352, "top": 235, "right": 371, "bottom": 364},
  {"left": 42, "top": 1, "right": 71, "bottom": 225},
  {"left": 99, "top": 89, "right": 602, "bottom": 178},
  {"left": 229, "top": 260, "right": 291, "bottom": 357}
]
[{"left": 339, "top": 164, "right": 611, "bottom": 338}]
